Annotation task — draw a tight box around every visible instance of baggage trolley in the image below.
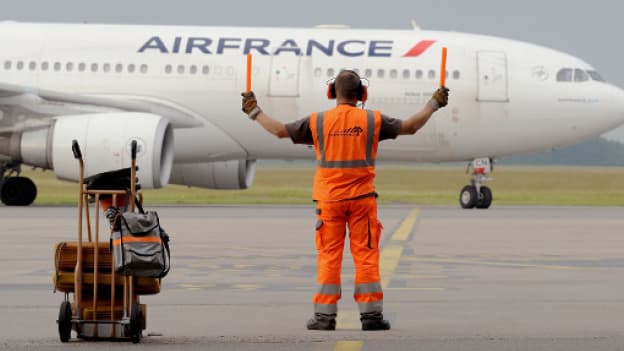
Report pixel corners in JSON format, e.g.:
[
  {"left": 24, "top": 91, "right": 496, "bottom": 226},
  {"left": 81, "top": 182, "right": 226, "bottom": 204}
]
[{"left": 53, "top": 139, "right": 160, "bottom": 343}]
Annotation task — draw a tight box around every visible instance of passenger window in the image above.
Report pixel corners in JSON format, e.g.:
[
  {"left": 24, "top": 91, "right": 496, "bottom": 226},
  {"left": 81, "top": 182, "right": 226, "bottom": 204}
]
[
  {"left": 103, "top": 63, "right": 111, "bottom": 73},
  {"left": 115, "top": 64, "right": 123, "bottom": 73},
  {"left": 128, "top": 64, "right": 136, "bottom": 73},
  {"left": 16, "top": 61, "right": 24, "bottom": 70},
  {"left": 165, "top": 64, "right": 172, "bottom": 74},
  {"left": 188, "top": 65, "right": 197, "bottom": 75},
  {"left": 202, "top": 65, "right": 209, "bottom": 75},
  {"left": 364, "top": 69, "right": 372, "bottom": 78},
  {"left": 574, "top": 69, "right": 589, "bottom": 82},
  {"left": 140, "top": 64, "right": 148, "bottom": 74},
  {"left": 78, "top": 63, "right": 86, "bottom": 72},
  {"left": 377, "top": 69, "right": 385, "bottom": 79},
  {"left": 41, "top": 62, "right": 49, "bottom": 71},
  {"left": 177, "top": 65, "right": 185, "bottom": 74},
  {"left": 453, "top": 70, "right": 460, "bottom": 80},
  {"left": 54, "top": 62, "right": 62, "bottom": 71},
  {"left": 556, "top": 68, "right": 573, "bottom": 82},
  {"left": 29, "top": 62, "right": 36, "bottom": 71},
  {"left": 327, "top": 68, "right": 335, "bottom": 77},
  {"left": 587, "top": 70, "right": 605, "bottom": 82},
  {"left": 428, "top": 70, "right": 436, "bottom": 79},
  {"left": 4, "top": 61, "right": 11, "bottom": 70},
  {"left": 66, "top": 62, "right": 73, "bottom": 72},
  {"left": 402, "top": 69, "right": 410, "bottom": 79},
  {"left": 415, "top": 69, "right": 423, "bottom": 79},
  {"left": 91, "top": 63, "right": 98, "bottom": 72},
  {"left": 389, "top": 69, "right": 398, "bottom": 79}
]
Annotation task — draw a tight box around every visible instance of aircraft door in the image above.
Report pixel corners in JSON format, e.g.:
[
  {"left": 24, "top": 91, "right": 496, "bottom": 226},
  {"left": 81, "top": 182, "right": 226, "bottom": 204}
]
[
  {"left": 477, "top": 51, "right": 508, "bottom": 102},
  {"left": 269, "top": 55, "right": 301, "bottom": 97}
]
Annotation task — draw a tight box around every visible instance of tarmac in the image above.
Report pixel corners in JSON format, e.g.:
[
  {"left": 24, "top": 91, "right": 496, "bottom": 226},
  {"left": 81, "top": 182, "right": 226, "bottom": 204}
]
[{"left": 2, "top": 205, "right": 624, "bottom": 350}]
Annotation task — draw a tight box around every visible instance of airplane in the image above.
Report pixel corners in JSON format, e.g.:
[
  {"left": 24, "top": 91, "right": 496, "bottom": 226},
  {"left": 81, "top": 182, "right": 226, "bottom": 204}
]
[{"left": 0, "top": 21, "right": 623, "bottom": 209}]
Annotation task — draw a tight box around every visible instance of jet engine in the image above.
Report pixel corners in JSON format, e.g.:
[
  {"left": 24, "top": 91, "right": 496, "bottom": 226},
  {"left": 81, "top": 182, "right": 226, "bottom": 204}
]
[
  {"left": 2, "top": 113, "right": 174, "bottom": 190},
  {"left": 169, "top": 160, "right": 256, "bottom": 189}
]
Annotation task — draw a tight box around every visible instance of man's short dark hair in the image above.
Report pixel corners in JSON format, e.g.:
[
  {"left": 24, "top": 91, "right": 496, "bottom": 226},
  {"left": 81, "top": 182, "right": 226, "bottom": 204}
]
[{"left": 335, "top": 70, "right": 361, "bottom": 100}]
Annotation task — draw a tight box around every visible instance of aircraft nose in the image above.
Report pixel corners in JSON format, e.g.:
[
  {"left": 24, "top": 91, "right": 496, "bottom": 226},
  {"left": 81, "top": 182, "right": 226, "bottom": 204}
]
[
  {"left": 611, "top": 85, "right": 624, "bottom": 123},
  {"left": 617, "top": 86, "right": 624, "bottom": 114},
  {"left": 602, "top": 84, "right": 624, "bottom": 126}
]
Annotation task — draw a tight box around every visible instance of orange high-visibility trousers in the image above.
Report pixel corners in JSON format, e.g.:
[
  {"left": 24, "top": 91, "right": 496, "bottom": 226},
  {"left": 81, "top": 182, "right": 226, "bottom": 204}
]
[{"left": 312, "top": 196, "right": 383, "bottom": 315}]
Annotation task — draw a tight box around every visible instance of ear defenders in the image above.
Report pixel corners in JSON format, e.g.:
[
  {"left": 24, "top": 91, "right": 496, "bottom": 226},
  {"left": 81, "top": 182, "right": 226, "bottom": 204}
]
[{"left": 326, "top": 70, "right": 368, "bottom": 102}]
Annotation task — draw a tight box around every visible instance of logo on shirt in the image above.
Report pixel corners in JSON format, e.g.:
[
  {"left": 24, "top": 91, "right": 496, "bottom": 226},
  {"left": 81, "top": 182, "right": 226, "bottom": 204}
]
[{"left": 329, "top": 126, "right": 364, "bottom": 137}]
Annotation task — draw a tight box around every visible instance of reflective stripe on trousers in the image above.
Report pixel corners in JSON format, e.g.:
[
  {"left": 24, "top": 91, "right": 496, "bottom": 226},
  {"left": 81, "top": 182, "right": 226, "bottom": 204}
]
[
  {"left": 313, "top": 281, "right": 384, "bottom": 314},
  {"left": 313, "top": 283, "right": 340, "bottom": 314},
  {"left": 354, "top": 281, "right": 383, "bottom": 313}
]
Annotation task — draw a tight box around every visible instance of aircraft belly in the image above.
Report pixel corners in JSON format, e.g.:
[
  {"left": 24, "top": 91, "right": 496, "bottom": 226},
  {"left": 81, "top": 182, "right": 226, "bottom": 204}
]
[{"left": 449, "top": 111, "right": 608, "bottom": 160}]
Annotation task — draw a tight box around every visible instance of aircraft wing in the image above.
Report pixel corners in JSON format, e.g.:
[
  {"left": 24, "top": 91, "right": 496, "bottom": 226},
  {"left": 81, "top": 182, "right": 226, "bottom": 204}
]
[{"left": 0, "top": 82, "right": 202, "bottom": 136}]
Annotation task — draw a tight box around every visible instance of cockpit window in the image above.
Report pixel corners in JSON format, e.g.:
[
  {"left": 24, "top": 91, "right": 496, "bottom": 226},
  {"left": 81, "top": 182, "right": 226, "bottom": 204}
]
[
  {"left": 587, "top": 70, "right": 605, "bottom": 82},
  {"left": 574, "top": 69, "right": 589, "bottom": 82},
  {"left": 557, "top": 68, "right": 600, "bottom": 83},
  {"left": 556, "top": 68, "right": 573, "bottom": 82}
]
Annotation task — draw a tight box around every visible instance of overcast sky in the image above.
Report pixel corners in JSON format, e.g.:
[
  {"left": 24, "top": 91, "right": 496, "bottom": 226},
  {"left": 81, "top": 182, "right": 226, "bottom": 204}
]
[{"left": 3, "top": 0, "right": 624, "bottom": 138}]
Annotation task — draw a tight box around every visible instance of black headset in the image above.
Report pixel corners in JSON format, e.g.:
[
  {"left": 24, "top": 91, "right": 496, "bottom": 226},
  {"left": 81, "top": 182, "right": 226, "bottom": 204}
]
[{"left": 326, "top": 69, "right": 368, "bottom": 102}]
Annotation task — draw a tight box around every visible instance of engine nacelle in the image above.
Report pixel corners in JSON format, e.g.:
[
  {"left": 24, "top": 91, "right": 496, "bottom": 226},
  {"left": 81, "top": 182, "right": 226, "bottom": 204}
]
[
  {"left": 169, "top": 160, "right": 256, "bottom": 189},
  {"left": 17, "top": 113, "right": 174, "bottom": 189}
]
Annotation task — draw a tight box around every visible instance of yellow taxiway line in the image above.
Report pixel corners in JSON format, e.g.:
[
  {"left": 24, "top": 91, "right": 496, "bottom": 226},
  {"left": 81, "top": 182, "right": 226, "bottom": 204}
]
[
  {"left": 380, "top": 208, "right": 420, "bottom": 289},
  {"left": 334, "top": 340, "right": 364, "bottom": 351}
]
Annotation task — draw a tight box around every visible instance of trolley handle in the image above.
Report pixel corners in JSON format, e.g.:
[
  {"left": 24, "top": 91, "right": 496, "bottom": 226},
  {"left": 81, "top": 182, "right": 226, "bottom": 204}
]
[
  {"left": 130, "top": 140, "right": 137, "bottom": 161},
  {"left": 72, "top": 139, "right": 83, "bottom": 160}
]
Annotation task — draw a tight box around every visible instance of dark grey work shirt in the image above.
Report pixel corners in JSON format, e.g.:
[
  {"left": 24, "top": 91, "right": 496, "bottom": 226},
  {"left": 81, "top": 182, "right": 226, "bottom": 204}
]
[{"left": 285, "top": 113, "right": 402, "bottom": 145}]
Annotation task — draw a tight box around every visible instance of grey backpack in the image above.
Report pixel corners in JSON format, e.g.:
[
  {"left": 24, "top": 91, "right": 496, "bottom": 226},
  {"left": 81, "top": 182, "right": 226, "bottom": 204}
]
[{"left": 110, "top": 209, "right": 171, "bottom": 278}]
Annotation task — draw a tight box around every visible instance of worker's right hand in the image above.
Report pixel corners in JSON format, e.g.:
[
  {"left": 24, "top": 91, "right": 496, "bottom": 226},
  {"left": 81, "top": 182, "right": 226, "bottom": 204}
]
[
  {"left": 430, "top": 87, "right": 450, "bottom": 111},
  {"left": 241, "top": 91, "right": 262, "bottom": 120}
]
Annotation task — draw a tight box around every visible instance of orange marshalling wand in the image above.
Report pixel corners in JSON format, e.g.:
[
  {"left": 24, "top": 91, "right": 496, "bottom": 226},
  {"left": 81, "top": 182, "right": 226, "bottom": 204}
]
[
  {"left": 439, "top": 47, "right": 447, "bottom": 87},
  {"left": 246, "top": 53, "right": 253, "bottom": 92}
]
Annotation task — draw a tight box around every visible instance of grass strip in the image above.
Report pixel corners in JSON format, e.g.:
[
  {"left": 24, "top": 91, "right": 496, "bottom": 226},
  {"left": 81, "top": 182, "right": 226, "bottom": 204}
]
[{"left": 18, "top": 166, "right": 624, "bottom": 206}]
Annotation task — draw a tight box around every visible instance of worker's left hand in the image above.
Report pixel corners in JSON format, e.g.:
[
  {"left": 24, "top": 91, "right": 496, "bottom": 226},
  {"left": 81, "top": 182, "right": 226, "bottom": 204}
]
[
  {"left": 430, "top": 87, "right": 450, "bottom": 111},
  {"left": 241, "top": 91, "right": 262, "bottom": 120}
]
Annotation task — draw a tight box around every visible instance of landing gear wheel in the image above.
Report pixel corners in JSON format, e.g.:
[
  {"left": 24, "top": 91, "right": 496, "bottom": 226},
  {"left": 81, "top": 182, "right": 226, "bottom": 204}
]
[
  {"left": 476, "top": 186, "right": 493, "bottom": 209},
  {"left": 129, "top": 303, "right": 142, "bottom": 344},
  {"left": 460, "top": 185, "right": 478, "bottom": 209},
  {"left": 0, "top": 177, "right": 37, "bottom": 206},
  {"left": 58, "top": 301, "right": 72, "bottom": 343}
]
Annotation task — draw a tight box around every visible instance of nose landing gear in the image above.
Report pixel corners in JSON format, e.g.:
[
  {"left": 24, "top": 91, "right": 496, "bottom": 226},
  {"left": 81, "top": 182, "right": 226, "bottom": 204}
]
[
  {"left": 0, "top": 161, "right": 37, "bottom": 206},
  {"left": 459, "top": 158, "right": 493, "bottom": 209}
]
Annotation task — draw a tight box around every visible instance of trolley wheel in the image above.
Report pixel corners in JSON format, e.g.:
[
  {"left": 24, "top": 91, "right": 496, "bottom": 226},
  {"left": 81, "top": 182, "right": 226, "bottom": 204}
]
[
  {"left": 57, "top": 301, "right": 72, "bottom": 343},
  {"left": 129, "top": 303, "right": 142, "bottom": 344}
]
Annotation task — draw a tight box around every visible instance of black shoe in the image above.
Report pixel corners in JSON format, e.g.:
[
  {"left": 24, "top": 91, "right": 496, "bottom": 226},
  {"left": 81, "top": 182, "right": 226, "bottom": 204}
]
[
  {"left": 361, "top": 312, "right": 391, "bottom": 331},
  {"left": 306, "top": 313, "right": 336, "bottom": 330}
]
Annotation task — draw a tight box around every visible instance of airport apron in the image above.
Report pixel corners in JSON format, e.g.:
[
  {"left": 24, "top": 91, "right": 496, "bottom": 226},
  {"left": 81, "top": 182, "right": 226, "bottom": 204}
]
[{"left": 309, "top": 106, "right": 384, "bottom": 315}]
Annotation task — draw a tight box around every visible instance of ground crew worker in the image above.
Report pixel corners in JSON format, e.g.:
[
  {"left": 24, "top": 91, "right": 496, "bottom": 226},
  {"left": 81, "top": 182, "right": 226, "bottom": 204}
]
[{"left": 241, "top": 70, "right": 449, "bottom": 331}]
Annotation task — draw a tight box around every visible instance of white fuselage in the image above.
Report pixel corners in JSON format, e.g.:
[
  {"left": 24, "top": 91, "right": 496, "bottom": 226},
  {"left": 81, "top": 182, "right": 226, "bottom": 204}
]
[{"left": 1, "top": 22, "right": 623, "bottom": 165}]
